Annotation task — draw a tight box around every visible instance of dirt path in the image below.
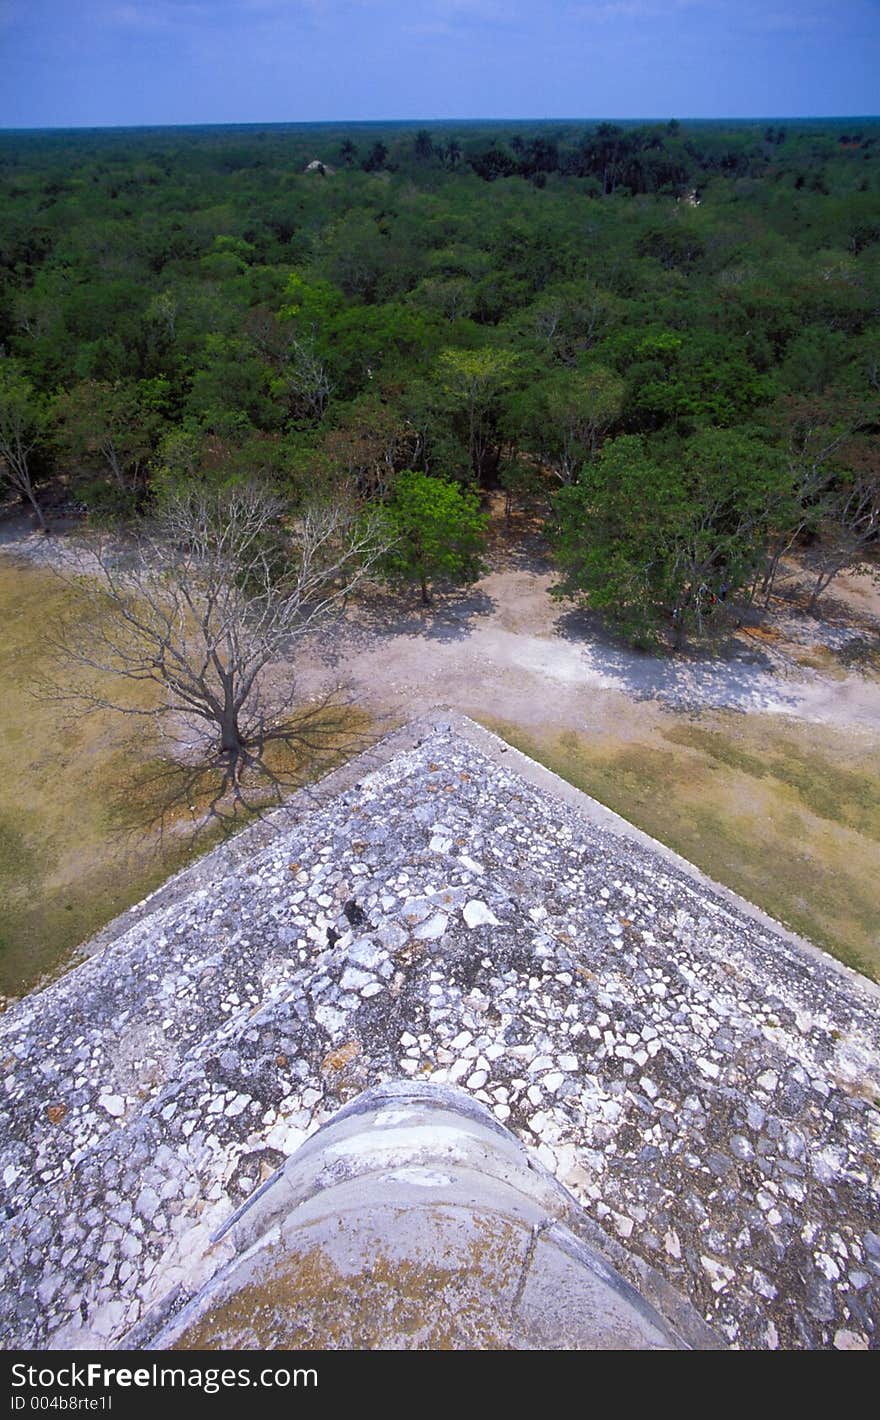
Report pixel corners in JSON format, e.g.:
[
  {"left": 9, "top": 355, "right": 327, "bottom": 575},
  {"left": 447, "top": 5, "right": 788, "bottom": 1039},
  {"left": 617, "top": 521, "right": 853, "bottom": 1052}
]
[
  {"left": 292, "top": 561, "right": 880, "bottom": 736},
  {"left": 4, "top": 518, "right": 877, "bottom": 738}
]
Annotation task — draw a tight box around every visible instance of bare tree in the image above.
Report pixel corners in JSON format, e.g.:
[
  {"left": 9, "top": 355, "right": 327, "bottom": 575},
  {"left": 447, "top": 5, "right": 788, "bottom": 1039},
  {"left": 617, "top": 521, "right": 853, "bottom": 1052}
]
[
  {"left": 49, "top": 484, "right": 386, "bottom": 787},
  {"left": 804, "top": 460, "right": 880, "bottom": 613},
  {"left": 280, "top": 336, "right": 333, "bottom": 423},
  {"left": 0, "top": 359, "right": 49, "bottom": 531},
  {"left": 753, "top": 396, "right": 864, "bottom": 608}
]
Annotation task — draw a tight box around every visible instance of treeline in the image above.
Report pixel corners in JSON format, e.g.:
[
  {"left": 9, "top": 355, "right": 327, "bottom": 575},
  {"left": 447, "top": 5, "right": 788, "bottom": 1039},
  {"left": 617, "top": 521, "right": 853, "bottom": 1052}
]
[{"left": 0, "top": 117, "right": 878, "bottom": 642}]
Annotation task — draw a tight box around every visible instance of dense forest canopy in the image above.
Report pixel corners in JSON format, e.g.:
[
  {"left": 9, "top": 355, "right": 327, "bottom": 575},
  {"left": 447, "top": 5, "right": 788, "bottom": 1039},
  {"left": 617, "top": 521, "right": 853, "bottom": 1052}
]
[{"left": 1, "top": 117, "right": 878, "bottom": 642}]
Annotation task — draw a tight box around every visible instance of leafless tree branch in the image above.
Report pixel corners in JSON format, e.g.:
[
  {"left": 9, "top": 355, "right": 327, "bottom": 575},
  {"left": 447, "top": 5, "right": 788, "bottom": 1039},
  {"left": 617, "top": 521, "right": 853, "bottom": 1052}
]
[{"left": 41, "top": 483, "right": 389, "bottom": 797}]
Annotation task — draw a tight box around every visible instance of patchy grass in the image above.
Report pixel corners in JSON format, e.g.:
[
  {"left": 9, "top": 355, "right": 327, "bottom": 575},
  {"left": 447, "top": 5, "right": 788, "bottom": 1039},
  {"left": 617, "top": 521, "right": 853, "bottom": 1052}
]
[
  {"left": 480, "top": 710, "right": 880, "bottom": 981},
  {"left": 0, "top": 559, "right": 369, "bottom": 999},
  {"left": 792, "top": 647, "right": 849, "bottom": 680},
  {"left": 662, "top": 723, "right": 880, "bottom": 838},
  {"left": 837, "top": 637, "right": 880, "bottom": 676}
]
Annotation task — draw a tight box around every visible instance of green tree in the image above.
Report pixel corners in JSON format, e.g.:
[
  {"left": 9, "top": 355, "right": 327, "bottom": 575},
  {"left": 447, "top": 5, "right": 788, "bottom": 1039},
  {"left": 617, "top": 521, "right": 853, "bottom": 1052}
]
[
  {"left": 553, "top": 431, "right": 788, "bottom": 648},
  {"left": 553, "top": 436, "right": 676, "bottom": 646},
  {"left": 626, "top": 331, "right": 773, "bottom": 430},
  {"left": 755, "top": 392, "right": 870, "bottom": 606},
  {"left": 363, "top": 141, "right": 389, "bottom": 173},
  {"left": 322, "top": 302, "right": 441, "bottom": 398},
  {"left": 514, "top": 282, "right": 619, "bottom": 362},
  {"left": 187, "top": 334, "right": 277, "bottom": 435},
  {"left": 414, "top": 130, "right": 434, "bottom": 162},
  {"left": 668, "top": 428, "right": 790, "bottom": 641},
  {"left": 514, "top": 365, "right": 624, "bottom": 482},
  {"left": 277, "top": 271, "right": 345, "bottom": 331},
  {"left": 801, "top": 433, "right": 880, "bottom": 612},
  {"left": 436, "top": 347, "right": 519, "bottom": 481},
  {"left": 407, "top": 275, "right": 476, "bottom": 323},
  {"left": 498, "top": 454, "right": 546, "bottom": 524},
  {"left": 382, "top": 470, "right": 488, "bottom": 605},
  {"left": 54, "top": 377, "right": 170, "bottom": 514}
]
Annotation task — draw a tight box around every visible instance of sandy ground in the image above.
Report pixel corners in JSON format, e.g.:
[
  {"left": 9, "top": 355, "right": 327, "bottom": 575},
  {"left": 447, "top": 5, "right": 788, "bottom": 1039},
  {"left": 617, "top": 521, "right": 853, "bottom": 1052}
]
[
  {"left": 4, "top": 511, "right": 878, "bottom": 743},
  {"left": 291, "top": 548, "right": 880, "bottom": 740}
]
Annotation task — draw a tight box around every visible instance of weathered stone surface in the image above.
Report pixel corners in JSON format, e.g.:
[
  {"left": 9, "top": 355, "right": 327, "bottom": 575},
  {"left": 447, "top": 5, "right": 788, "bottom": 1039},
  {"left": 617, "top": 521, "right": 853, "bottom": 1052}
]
[
  {"left": 0, "top": 715, "right": 878, "bottom": 1350},
  {"left": 149, "top": 1082, "right": 703, "bottom": 1351},
  {"left": 463, "top": 900, "right": 501, "bottom": 930}
]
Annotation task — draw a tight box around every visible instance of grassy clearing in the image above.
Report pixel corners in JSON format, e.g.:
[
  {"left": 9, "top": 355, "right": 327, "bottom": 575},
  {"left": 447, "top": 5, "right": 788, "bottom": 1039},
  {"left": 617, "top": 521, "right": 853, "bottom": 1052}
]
[
  {"left": 480, "top": 710, "right": 880, "bottom": 981},
  {"left": 0, "top": 559, "right": 369, "bottom": 999}
]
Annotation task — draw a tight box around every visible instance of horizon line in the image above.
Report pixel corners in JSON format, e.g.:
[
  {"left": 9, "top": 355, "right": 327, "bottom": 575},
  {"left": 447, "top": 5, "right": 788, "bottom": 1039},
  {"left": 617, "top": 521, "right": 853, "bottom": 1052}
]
[{"left": 2, "top": 113, "right": 880, "bottom": 136}]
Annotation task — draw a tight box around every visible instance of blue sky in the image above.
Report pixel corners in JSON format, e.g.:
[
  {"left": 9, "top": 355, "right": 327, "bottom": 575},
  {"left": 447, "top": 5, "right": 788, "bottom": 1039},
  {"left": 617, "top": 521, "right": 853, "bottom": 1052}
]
[{"left": 1, "top": 0, "right": 878, "bottom": 128}]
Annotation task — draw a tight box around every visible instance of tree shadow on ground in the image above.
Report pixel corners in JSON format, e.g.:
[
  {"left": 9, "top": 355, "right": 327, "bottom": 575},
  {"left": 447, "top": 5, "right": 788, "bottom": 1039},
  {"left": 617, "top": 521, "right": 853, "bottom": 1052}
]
[
  {"left": 794, "top": 586, "right": 880, "bottom": 637},
  {"left": 762, "top": 559, "right": 880, "bottom": 631},
  {"left": 553, "top": 603, "right": 803, "bottom": 716},
  {"left": 836, "top": 635, "right": 880, "bottom": 675},
  {"left": 316, "top": 584, "right": 498, "bottom": 665},
  {"left": 105, "top": 693, "right": 382, "bottom": 850},
  {"left": 484, "top": 523, "right": 554, "bottom": 576}
]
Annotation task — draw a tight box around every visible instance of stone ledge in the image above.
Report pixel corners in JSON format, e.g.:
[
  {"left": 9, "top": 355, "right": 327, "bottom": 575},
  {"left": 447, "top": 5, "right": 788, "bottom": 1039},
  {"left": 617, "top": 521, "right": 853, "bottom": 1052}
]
[{"left": 143, "top": 1082, "right": 713, "bottom": 1351}]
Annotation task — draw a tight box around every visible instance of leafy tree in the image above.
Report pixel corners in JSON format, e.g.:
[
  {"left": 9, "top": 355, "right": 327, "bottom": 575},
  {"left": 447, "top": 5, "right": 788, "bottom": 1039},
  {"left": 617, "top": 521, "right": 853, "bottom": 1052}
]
[
  {"left": 436, "top": 347, "right": 519, "bottom": 481},
  {"left": 801, "top": 434, "right": 880, "bottom": 611},
  {"left": 637, "top": 225, "right": 705, "bottom": 272},
  {"left": 408, "top": 275, "right": 476, "bottom": 323},
  {"left": 755, "top": 392, "right": 871, "bottom": 605},
  {"left": 513, "top": 365, "right": 624, "bottom": 482},
  {"left": 779, "top": 327, "right": 850, "bottom": 395},
  {"left": 414, "top": 130, "right": 434, "bottom": 162},
  {"left": 498, "top": 454, "right": 546, "bottom": 524},
  {"left": 668, "top": 428, "right": 790, "bottom": 641},
  {"left": 187, "top": 334, "right": 277, "bottom": 434},
  {"left": 553, "top": 431, "right": 788, "bottom": 647},
  {"left": 321, "top": 302, "right": 441, "bottom": 398},
  {"left": 514, "top": 282, "right": 619, "bottom": 361},
  {"left": 277, "top": 271, "right": 346, "bottom": 331},
  {"left": 553, "top": 436, "right": 677, "bottom": 645},
  {"left": 469, "top": 147, "right": 518, "bottom": 182},
  {"left": 381, "top": 469, "right": 487, "bottom": 605},
  {"left": 443, "top": 137, "right": 462, "bottom": 169},
  {"left": 54, "top": 377, "right": 170, "bottom": 514},
  {"left": 626, "top": 330, "right": 774, "bottom": 430},
  {"left": 322, "top": 213, "right": 399, "bottom": 302},
  {"left": 151, "top": 419, "right": 214, "bottom": 495},
  {"left": 578, "top": 122, "right": 629, "bottom": 195},
  {"left": 363, "top": 141, "right": 389, "bottom": 173}
]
